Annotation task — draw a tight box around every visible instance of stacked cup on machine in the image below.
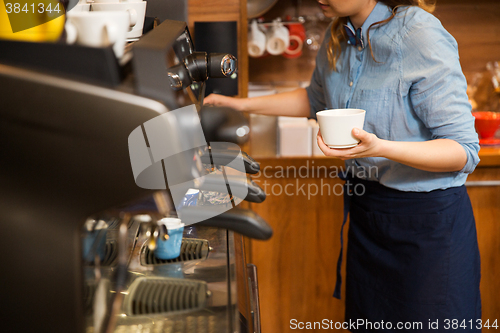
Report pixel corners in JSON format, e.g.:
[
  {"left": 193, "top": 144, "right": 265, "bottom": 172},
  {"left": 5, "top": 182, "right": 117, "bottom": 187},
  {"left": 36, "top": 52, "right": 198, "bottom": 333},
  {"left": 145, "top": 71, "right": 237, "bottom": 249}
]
[
  {"left": 65, "top": 10, "right": 130, "bottom": 58},
  {"left": 64, "top": 0, "right": 147, "bottom": 60},
  {"left": 91, "top": 0, "right": 147, "bottom": 40},
  {"left": 71, "top": 0, "right": 91, "bottom": 12}
]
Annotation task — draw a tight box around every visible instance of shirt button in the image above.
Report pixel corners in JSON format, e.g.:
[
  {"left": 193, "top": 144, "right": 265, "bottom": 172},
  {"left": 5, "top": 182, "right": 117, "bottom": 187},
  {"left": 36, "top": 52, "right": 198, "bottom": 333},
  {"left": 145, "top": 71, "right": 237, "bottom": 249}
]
[{"left": 349, "top": 81, "right": 353, "bottom": 87}]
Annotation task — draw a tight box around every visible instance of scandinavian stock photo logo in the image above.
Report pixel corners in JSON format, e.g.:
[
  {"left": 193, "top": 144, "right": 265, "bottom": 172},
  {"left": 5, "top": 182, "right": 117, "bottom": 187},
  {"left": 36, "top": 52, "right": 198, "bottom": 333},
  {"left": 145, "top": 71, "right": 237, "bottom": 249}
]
[{"left": 127, "top": 104, "right": 249, "bottom": 225}]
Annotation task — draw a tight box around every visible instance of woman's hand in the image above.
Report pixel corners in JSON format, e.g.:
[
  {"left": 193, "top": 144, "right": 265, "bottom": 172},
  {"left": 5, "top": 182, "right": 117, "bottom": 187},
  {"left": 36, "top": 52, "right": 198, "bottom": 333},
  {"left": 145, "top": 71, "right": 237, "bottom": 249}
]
[
  {"left": 317, "top": 128, "right": 384, "bottom": 160},
  {"left": 204, "top": 94, "right": 244, "bottom": 112},
  {"left": 204, "top": 89, "right": 311, "bottom": 117}
]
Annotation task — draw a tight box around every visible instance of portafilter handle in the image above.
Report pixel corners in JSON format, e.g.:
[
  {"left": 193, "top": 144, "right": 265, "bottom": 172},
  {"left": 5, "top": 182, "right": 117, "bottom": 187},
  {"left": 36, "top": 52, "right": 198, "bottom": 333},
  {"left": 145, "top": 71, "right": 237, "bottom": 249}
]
[
  {"left": 200, "top": 147, "right": 260, "bottom": 174},
  {"left": 179, "top": 206, "right": 273, "bottom": 240},
  {"left": 198, "top": 173, "right": 266, "bottom": 204}
]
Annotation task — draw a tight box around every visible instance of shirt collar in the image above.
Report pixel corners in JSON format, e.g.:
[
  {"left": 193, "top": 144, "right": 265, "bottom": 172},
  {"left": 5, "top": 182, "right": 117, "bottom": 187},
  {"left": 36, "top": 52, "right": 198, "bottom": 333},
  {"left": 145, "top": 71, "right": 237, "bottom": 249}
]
[{"left": 346, "top": 2, "right": 392, "bottom": 49}]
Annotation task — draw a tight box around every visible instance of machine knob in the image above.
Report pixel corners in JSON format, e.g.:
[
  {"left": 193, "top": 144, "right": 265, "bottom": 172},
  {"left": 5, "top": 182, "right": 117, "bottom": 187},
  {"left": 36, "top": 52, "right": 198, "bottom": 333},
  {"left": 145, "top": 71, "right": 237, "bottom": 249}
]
[
  {"left": 167, "top": 72, "right": 183, "bottom": 89},
  {"left": 208, "top": 53, "right": 237, "bottom": 78},
  {"left": 166, "top": 63, "right": 192, "bottom": 91}
]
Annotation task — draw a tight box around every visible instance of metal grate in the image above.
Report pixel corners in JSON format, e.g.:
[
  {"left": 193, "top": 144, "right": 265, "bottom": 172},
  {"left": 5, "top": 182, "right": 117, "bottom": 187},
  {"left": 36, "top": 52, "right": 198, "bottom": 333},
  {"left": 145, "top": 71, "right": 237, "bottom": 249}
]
[
  {"left": 125, "top": 278, "right": 208, "bottom": 316},
  {"left": 85, "top": 241, "right": 117, "bottom": 267},
  {"left": 141, "top": 238, "right": 210, "bottom": 265},
  {"left": 101, "top": 241, "right": 117, "bottom": 267},
  {"left": 106, "top": 217, "right": 135, "bottom": 230}
]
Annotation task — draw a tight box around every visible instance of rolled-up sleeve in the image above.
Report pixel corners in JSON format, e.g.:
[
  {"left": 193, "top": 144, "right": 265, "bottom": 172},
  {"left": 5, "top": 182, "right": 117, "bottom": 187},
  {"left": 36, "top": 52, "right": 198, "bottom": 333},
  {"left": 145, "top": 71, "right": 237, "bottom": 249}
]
[
  {"left": 306, "top": 27, "right": 331, "bottom": 119},
  {"left": 306, "top": 65, "right": 327, "bottom": 119},
  {"left": 401, "top": 17, "right": 480, "bottom": 174}
]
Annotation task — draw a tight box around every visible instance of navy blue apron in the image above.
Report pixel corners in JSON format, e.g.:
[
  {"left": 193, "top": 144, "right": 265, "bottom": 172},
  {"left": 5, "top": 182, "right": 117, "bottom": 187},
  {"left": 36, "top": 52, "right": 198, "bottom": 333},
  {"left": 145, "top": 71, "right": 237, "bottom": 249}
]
[{"left": 336, "top": 177, "right": 481, "bottom": 332}]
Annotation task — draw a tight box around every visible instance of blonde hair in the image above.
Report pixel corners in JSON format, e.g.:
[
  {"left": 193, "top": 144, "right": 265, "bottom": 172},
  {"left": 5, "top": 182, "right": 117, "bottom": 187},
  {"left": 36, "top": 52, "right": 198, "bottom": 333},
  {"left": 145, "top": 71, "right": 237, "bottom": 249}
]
[{"left": 327, "top": 0, "right": 436, "bottom": 70}]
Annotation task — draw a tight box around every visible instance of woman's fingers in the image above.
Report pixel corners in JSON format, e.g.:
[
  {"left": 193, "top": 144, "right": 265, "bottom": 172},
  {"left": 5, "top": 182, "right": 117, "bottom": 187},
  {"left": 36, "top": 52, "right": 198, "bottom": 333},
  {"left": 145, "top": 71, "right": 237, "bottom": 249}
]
[
  {"left": 203, "top": 93, "right": 220, "bottom": 106},
  {"left": 204, "top": 94, "right": 244, "bottom": 112},
  {"left": 316, "top": 128, "right": 380, "bottom": 159}
]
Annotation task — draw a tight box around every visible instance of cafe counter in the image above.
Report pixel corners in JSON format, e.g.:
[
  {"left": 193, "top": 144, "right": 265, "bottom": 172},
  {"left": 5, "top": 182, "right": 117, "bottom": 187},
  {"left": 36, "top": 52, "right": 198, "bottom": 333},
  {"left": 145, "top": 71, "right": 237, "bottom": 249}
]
[{"left": 247, "top": 147, "right": 500, "bottom": 332}]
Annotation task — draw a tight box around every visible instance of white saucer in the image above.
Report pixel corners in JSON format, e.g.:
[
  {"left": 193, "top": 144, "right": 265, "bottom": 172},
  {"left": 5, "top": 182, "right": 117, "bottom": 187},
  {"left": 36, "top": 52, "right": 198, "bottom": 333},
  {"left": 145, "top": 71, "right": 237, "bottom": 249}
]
[{"left": 328, "top": 143, "right": 358, "bottom": 149}]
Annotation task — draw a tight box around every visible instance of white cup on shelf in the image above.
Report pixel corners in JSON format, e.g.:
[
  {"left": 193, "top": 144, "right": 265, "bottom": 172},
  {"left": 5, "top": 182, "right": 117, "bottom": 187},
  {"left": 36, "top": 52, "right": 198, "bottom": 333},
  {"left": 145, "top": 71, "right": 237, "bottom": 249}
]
[
  {"left": 265, "top": 20, "right": 289, "bottom": 56},
  {"left": 248, "top": 20, "right": 266, "bottom": 58}
]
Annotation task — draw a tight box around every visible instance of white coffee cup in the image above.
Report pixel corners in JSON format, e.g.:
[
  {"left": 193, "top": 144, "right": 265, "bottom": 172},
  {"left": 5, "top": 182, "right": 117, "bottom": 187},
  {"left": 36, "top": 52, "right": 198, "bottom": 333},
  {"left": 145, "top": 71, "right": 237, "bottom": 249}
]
[
  {"left": 90, "top": 0, "right": 118, "bottom": 3},
  {"left": 316, "top": 109, "right": 366, "bottom": 148},
  {"left": 266, "top": 21, "right": 289, "bottom": 55},
  {"left": 91, "top": 1, "right": 147, "bottom": 39},
  {"left": 65, "top": 11, "right": 129, "bottom": 58},
  {"left": 68, "top": 3, "right": 91, "bottom": 12},
  {"left": 248, "top": 20, "right": 266, "bottom": 58}
]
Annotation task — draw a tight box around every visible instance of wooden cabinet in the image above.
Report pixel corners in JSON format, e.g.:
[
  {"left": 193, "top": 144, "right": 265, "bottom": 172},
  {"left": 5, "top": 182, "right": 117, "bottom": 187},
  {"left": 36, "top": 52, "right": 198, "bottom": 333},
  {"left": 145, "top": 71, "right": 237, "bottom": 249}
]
[
  {"left": 188, "top": 0, "right": 248, "bottom": 98},
  {"left": 249, "top": 158, "right": 348, "bottom": 332},
  {"left": 464, "top": 148, "right": 500, "bottom": 325},
  {"left": 250, "top": 152, "right": 500, "bottom": 332}
]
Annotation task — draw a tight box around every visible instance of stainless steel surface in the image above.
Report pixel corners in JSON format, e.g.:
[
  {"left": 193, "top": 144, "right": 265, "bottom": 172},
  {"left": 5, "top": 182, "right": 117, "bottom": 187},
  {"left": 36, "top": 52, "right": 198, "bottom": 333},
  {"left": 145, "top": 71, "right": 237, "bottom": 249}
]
[
  {"left": 221, "top": 54, "right": 237, "bottom": 77},
  {"left": 0, "top": 63, "right": 173, "bottom": 333},
  {"left": 85, "top": 216, "right": 239, "bottom": 333},
  {"left": 247, "top": 0, "right": 279, "bottom": 19},
  {"left": 132, "top": 20, "right": 198, "bottom": 109},
  {"left": 167, "top": 71, "right": 183, "bottom": 89},
  {"left": 246, "top": 264, "right": 261, "bottom": 333}
]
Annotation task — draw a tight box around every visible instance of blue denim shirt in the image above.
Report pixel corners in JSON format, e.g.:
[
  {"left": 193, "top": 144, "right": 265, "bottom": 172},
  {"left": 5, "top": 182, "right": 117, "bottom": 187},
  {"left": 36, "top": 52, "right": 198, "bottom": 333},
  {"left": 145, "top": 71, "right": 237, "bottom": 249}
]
[{"left": 306, "top": 2, "right": 480, "bottom": 192}]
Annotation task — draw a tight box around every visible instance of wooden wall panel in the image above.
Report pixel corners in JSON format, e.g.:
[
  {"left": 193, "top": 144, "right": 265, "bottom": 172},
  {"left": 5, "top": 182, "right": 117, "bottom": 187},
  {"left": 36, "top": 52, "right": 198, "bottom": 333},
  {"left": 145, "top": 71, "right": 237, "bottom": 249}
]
[
  {"left": 188, "top": 0, "right": 248, "bottom": 97},
  {"left": 188, "top": 0, "right": 240, "bottom": 22},
  {"left": 434, "top": 1, "right": 500, "bottom": 77},
  {"left": 249, "top": 0, "right": 500, "bottom": 83}
]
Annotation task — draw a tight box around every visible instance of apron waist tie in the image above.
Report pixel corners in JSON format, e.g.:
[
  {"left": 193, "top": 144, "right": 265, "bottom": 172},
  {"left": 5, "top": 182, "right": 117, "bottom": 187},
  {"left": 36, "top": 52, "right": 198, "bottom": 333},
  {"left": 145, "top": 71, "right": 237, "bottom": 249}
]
[{"left": 333, "top": 175, "right": 352, "bottom": 299}]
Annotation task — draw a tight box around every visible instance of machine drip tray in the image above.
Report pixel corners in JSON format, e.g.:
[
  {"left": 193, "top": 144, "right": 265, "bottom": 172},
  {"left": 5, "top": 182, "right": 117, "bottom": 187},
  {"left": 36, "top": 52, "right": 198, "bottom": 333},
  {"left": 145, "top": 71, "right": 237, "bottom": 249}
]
[{"left": 124, "top": 277, "right": 209, "bottom": 316}]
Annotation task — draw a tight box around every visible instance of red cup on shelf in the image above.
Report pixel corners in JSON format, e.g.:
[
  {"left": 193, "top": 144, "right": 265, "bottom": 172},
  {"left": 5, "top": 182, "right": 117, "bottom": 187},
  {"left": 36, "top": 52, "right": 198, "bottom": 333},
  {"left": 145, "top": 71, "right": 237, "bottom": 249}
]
[
  {"left": 472, "top": 111, "right": 500, "bottom": 145},
  {"left": 283, "top": 22, "right": 306, "bottom": 59},
  {"left": 472, "top": 111, "right": 500, "bottom": 138}
]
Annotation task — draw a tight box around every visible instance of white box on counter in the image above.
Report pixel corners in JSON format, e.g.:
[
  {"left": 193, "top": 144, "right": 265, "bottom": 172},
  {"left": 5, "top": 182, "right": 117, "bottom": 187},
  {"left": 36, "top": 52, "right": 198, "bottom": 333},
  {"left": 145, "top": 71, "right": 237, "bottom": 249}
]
[{"left": 278, "top": 117, "right": 312, "bottom": 157}]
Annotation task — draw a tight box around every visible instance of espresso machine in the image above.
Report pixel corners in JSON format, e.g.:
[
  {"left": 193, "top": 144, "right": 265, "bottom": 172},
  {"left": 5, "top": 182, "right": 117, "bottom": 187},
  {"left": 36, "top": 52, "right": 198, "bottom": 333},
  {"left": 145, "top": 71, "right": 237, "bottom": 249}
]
[{"left": 0, "top": 17, "right": 269, "bottom": 333}]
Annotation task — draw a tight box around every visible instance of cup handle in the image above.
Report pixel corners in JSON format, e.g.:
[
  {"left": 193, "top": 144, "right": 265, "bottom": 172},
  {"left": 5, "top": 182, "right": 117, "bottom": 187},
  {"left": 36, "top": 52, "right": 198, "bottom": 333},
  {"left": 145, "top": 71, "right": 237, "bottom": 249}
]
[
  {"left": 104, "top": 22, "right": 118, "bottom": 45},
  {"left": 127, "top": 8, "right": 137, "bottom": 27},
  {"left": 250, "top": 19, "right": 259, "bottom": 34},
  {"left": 65, "top": 21, "right": 77, "bottom": 44}
]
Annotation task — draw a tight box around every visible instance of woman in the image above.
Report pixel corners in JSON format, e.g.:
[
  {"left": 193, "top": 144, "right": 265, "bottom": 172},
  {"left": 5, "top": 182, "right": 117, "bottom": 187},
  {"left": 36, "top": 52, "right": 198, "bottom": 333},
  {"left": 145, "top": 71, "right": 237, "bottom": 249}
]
[{"left": 205, "top": 0, "right": 481, "bottom": 331}]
